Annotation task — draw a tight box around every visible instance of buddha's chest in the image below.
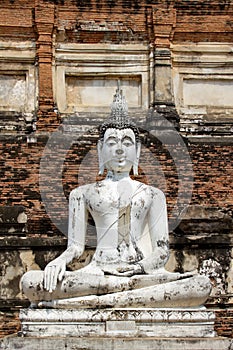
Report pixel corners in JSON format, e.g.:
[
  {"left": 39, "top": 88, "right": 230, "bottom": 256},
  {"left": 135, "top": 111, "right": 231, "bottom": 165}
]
[{"left": 84, "top": 181, "right": 152, "bottom": 217}]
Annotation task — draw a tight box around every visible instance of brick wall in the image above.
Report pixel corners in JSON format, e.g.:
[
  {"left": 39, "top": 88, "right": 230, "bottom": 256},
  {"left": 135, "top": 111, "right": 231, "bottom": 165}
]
[
  {"left": 0, "top": 310, "right": 20, "bottom": 338},
  {"left": 0, "top": 133, "right": 231, "bottom": 235},
  {"left": 215, "top": 310, "right": 233, "bottom": 338}
]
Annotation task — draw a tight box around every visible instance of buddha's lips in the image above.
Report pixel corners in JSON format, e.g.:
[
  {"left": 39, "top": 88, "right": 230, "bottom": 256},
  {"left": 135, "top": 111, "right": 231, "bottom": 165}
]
[{"left": 115, "top": 157, "right": 125, "bottom": 162}]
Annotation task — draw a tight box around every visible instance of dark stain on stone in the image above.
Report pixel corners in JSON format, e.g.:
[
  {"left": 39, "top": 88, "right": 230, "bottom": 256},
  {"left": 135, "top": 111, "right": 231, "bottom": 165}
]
[{"left": 36, "top": 283, "right": 42, "bottom": 292}]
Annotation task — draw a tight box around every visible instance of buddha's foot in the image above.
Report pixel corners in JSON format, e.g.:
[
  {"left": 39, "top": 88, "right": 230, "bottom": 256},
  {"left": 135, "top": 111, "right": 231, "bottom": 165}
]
[{"left": 38, "top": 300, "right": 57, "bottom": 308}]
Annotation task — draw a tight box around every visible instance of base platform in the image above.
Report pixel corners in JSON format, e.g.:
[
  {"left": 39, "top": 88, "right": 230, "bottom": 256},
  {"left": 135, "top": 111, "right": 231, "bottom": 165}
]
[
  {"left": 19, "top": 308, "right": 216, "bottom": 338},
  {"left": 2, "top": 308, "right": 231, "bottom": 350},
  {"left": 0, "top": 334, "right": 232, "bottom": 350}
]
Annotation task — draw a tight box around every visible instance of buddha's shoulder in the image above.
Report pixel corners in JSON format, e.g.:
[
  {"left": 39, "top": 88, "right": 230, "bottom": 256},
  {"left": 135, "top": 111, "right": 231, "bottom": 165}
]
[
  {"left": 133, "top": 180, "right": 165, "bottom": 198},
  {"left": 69, "top": 182, "right": 109, "bottom": 197},
  {"left": 69, "top": 183, "right": 95, "bottom": 198}
]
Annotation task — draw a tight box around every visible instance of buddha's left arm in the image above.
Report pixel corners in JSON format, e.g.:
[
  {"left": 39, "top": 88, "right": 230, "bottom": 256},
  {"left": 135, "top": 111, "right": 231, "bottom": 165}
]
[{"left": 139, "top": 188, "right": 170, "bottom": 274}]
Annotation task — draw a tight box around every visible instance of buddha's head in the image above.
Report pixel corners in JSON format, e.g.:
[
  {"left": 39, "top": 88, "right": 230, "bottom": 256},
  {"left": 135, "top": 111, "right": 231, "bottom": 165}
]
[{"left": 98, "top": 85, "right": 141, "bottom": 175}]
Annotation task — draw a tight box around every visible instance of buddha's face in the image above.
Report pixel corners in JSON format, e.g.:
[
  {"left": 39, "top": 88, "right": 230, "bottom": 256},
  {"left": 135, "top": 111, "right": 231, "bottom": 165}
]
[{"left": 99, "top": 128, "right": 140, "bottom": 173}]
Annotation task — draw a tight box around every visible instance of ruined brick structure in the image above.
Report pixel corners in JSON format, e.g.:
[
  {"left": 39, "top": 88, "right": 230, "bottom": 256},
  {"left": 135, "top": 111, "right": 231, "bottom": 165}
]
[{"left": 0, "top": 0, "right": 232, "bottom": 338}]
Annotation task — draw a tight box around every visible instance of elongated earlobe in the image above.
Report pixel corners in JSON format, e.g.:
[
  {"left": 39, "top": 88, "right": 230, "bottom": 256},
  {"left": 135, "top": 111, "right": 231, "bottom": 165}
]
[
  {"left": 97, "top": 141, "right": 105, "bottom": 175},
  {"left": 99, "top": 165, "right": 105, "bottom": 176},
  {"left": 133, "top": 162, "right": 139, "bottom": 176},
  {"left": 133, "top": 142, "right": 141, "bottom": 176}
]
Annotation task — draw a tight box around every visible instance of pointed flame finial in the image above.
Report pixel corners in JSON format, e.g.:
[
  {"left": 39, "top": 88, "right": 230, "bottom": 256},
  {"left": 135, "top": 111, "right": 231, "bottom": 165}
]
[
  {"left": 99, "top": 80, "right": 140, "bottom": 142},
  {"left": 109, "top": 80, "right": 130, "bottom": 125}
]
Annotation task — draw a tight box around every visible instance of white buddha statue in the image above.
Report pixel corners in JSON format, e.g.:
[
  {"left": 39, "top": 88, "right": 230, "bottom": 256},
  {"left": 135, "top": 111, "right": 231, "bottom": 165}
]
[{"left": 21, "top": 87, "right": 211, "bottom": 309}]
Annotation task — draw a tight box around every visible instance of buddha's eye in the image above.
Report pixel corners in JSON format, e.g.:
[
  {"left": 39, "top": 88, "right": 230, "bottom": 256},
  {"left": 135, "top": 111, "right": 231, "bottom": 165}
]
[
  {"left": 122, "top": 140, "right": 133, "bottom": 147},
  {"left": 106, "top": 141, "right": 117, "bottom": 146}
]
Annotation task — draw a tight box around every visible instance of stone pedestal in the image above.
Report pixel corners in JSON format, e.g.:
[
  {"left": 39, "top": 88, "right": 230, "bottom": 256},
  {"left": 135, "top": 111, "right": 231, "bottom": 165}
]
[
  {"left": 1, "top": 308, "right": 232, "bottom": 350},
  {"left": 1, "top": 334, "right": 232, "bottom": 350},
  {"left": 19, "top": 308, "right": 216, "bottom": 338}
]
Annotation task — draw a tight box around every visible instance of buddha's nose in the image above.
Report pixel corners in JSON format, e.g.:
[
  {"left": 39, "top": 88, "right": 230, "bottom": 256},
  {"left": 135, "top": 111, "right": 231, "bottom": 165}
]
[{"left": 116, "top": 148, "right": 124, "bottom": 155}]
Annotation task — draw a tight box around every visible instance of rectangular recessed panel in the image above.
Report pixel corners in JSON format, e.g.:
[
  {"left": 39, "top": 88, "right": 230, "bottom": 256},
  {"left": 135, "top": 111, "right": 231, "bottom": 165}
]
[
  {"left": 0, "top": 74, "right": 26, "bottom": 111},
  {"left": 65, "top": 75, "right": 142, "bottom": 109},
  {"left": 183, "top": 79, "right": 233, "bottom": 107}
]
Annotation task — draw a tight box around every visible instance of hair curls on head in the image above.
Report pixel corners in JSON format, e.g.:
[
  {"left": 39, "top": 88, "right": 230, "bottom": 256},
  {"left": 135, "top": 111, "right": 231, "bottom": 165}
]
[{"left": 99, "top": 122, "right": 140, "bottom": 142}]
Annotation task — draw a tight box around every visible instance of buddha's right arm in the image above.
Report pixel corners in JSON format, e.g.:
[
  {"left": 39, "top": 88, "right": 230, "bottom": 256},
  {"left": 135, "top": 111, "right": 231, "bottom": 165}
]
[
  {"left": 44, "top": 187, "right": 87, "bottom": 292},
  {"left": 67, "top": 186, "right": 88, "bottom": 254}
]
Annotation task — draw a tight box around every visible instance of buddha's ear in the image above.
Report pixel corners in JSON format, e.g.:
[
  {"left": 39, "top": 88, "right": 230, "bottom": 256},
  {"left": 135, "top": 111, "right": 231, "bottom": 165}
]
[
  {"left": 133, "top": 141, "right": 141, "bottom": 176},
  {"left": 97, "top": 140, "right": 105, "bottom": 175}
]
